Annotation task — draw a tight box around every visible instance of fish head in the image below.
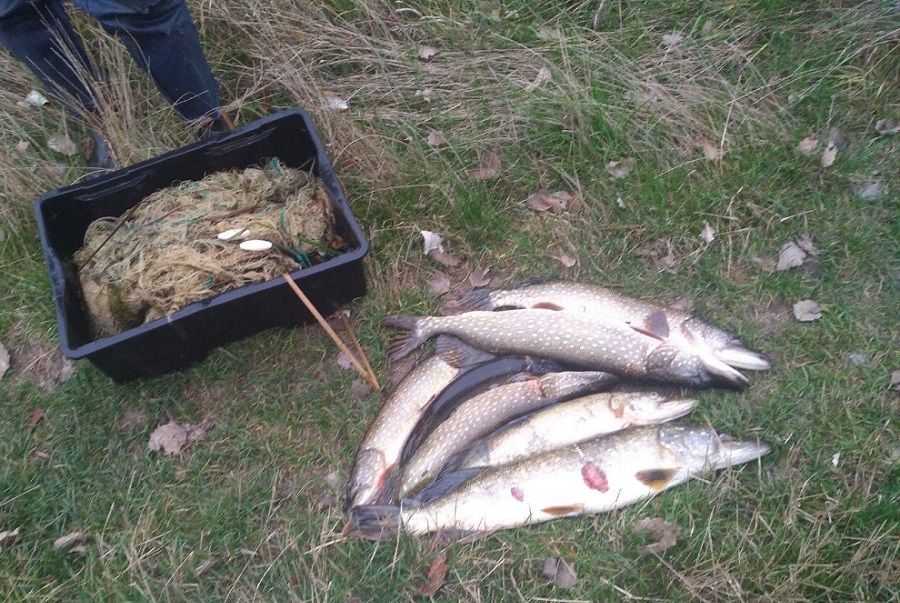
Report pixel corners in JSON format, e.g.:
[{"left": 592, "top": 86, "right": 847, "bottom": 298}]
[
  {"left": 681, "top": 318, "right": 771, "bottom": 371},
  {"left": 621, "top": 394, "right": 697, "bottom": 425},
  {"left": 657, "top": 424, "right": 771, "bottom": 472},
  {"left": 346, "top": 448, "right": 394, "bottom": 509},
  {"left": 645, "top": 341, "right": 749, "bottom": 389}
]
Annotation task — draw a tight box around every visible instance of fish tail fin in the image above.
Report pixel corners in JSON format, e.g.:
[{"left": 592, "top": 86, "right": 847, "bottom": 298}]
[
  {"left": 441, "top": 289, "right": 494, "bottom": 314},
  {"left": 715, "top": 345, "right": 771, "bottom": 371},
  {"left": 343, "top": 505, "right": 401, "bottom": 540},
  {"left": 434, "top": 335, "right": 494, "bottom": 368},
  {"left": 382, "top": 315, "right": 427, "bottom": 360}
]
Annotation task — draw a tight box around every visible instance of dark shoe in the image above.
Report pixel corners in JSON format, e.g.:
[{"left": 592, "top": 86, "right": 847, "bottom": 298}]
[
  {"left": 198, "top": 114, "right": 234, "bottom": 140},
  {"left": 86, "top": 130, "right": 116, "bottom": 171}
]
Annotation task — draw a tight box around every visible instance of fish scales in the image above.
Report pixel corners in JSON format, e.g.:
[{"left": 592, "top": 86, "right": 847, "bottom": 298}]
[
  {"left": 398, "top": 370, "right": 614, "bottom": 497},
  {"left": 348, "top": 424, "right": 770, "bottom": 538},
  {"left": 457, "top": 392, "right": 696, "bottom": 470}
]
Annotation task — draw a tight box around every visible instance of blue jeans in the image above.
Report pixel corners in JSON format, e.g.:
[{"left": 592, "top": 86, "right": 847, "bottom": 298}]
[{"left": 0, "top": 0, "right": 220, "bottom": 120}]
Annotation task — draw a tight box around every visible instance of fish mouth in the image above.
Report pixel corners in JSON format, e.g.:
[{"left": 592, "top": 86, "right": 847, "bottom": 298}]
[
  {"left": 700, "top": 354, "right": 750, "bottom": 389},
  {"left": 627, "top": 397, "right": 697, "bottom": 425},
  {"left": 715, "top": 438, "right": 771, "bottom": 468},
  {"left": 715, "top": 346, "right": 772, "bottom": 371}
]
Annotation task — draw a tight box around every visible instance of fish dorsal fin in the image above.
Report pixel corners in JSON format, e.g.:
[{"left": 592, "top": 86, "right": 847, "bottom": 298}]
[
  {"left": 530, "top": 301, "right": 565, "bottom": 311},
  {"left": 635, "top": 468, "right": 677, "bottom": 490},
  {"left": 629, "top": 310, "right": 670, "bottom": 340},
  {"left": 541, "top": 504, "right": 585, "bottom": 516}
]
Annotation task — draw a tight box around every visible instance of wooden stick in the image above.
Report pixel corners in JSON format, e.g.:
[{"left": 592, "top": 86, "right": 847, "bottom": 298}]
[
  {"left": 281, "top": 274, "right": 380, "bottom": 391},
  {"left": 337, "top": 310, "right": 379, "bottom": 390}
]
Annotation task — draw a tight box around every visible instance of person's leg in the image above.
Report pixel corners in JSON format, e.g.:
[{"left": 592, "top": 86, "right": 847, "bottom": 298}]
[
  {"left": 71, "top": 0, "right": 222, "bottom": 122},
  {"left": 0, "top": 0, "right": 115, "bottom": 170},
  {"left": 0, "top": 0, "right": 98, "bottom": 109}
]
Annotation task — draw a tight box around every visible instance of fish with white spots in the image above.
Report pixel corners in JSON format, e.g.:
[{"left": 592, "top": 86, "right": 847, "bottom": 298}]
[
  {"left": 398, "top": 370, "right": 616, "bottom": 497},
  {"left": 383, "top": 308, "right": 751, "bottom": 388},
  {"left": 345, "top": 424, "right": 770, "bottom": 539}
]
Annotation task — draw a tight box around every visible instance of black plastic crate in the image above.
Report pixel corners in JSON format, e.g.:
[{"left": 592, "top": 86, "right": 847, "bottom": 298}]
[{"left": 35, "top": 109, "right": 368, "bottom": 382}]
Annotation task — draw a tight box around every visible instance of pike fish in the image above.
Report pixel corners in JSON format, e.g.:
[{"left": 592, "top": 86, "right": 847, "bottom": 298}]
[
  {"left": 346, "top": 337, "right": 493, "bottom": 509},
  {"left": 443, "top": 280, "right": 770, "bottom": 373},
  {"left": 398, "top": 370, "right": 616, "bottom": 498},
  {"left": 383, "top": 308, "right": 751, "bottom": 388},
  {"left": 346, "top": 424, "right": 770, "bottom": 539},
  {"left": 456, "top": 391, "right": 696, "bottom": 470}
]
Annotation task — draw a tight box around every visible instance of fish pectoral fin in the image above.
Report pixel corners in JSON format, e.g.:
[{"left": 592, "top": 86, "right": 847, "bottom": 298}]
[
  {"left": 635, "top": 468, "right": 678, "bottom": 490},
  {"left": 540, "top": 504, "right": 585, "bottom": 516},
  {"left": 629, "top": 310, "right": 670, "bottom": 340},
  {"left": 434, "top": 336, "right": 493, "bottom": 368}
]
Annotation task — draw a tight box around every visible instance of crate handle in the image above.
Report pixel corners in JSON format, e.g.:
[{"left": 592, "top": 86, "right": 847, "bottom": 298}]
[
  {"left": 73, "top": 172, "right": 148, "bottom": 203},
  {"left": 205, "top": 128, "right": 274, "bottom": 156}
]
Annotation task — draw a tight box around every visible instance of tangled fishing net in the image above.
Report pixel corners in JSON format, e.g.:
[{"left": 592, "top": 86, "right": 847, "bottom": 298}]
[{"left": 74, "top": 158, "right": 342, "bottom": 338}]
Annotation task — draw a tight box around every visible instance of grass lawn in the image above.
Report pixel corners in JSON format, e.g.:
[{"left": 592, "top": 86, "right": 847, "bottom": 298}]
[{"left": 1, "top": 1, "right": 897, "bottom": 601}]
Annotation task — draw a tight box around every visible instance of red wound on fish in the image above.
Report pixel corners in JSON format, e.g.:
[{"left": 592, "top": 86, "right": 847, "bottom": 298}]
[
  {"left": 581, "top": 462, "right": 609, "bottom": 492},
  {"left": 527, "top": 378, "right": 547, "bottom": 397},
  {"left": 531, "top": 302, "right": 565, "bottom": 311},
  {"left": 511, "top": 486, "right": 525, "bottom": 501}
]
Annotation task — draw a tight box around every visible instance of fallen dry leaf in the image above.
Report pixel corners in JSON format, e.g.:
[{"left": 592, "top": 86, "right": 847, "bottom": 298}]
[
  {"left": 414, "top": 552, "right": 448, "bottom": 597},
  {"left": 821, "top": 142, "right": 837, "bottom": 167},
  {"left": 25, "top": 90, "right": 48, "bottom": 107},
  {"left": 468, "top": 267, "right": 492, "bottom": 288},
  {"left": 525, "top": 189, "right": 575, "bottom": 213},
  {"left": 428, "top": 271, "right": 452, "bottom": 296},
  {"left": 351, "top": 378, "right": 373, "bottom": 399},
  {"left": 418, "top": 45, "right": 438, "bottom": 61},
  {"left": 556, "top": 252, "right": 577, "bottom": 268},
  {"left": 430, "top": 249, "right": 461, "bottom": 268},
  {"left": 117, "top": 409, "right": 147, "bottom": 433},
  {"left": 15, "top": 141, "right": 29, "bottom": 153},
  {"left": 606, "top": 157, "right": 636, "bottom": 178},
  {"left": 662, "top": 31, "right": 685, "bottom": 47},
  {"left": 669, "top": 295, "right": 695, "bottom": 313},
  {"left": 324, "top": 96, "right": 349, "bottom": 111},
  {"left": 857, "top": 181, "right": 884, "bottom": 200},
  {"left": 426, "top": 130, "right": 447, "bottom": 148},
  {"left": 636, "top": 239, "right": 679, "bottom": 274},
  {"left": 541, "top": 557, "right": 577, "bottom": 589},
  {"left": 48, "top": 133, "right": 76, "bottom": 156},
  {"left": 700, "top": 220, "right": 716, "bottom": 244},
  {"left": 890, "top": 370, "right": 900, "bottom": 392},
  {"left": 174, "top": 466, "right": 188, "bottom": 481},
  {"left": 776, "top": 237, "right": 816, "bottom": 271},
  {"left": 634, "top": 517, "right": 683, "bottom": 555},
  {"left": 148, "top": 421, "right": 188, "bottom": 455},
  {"left": 0, "top": 528, "right": 21, "bottom": 552},
  {"left": 874, "top": 118, "right": 899, "bottom": 135},
  {"left": 53, "top": 531, "right": 88, "bottom": 554},
  {"left": 793, "top": 299, "right": 822, "bottom": 322},
  {"left": 697, "top": 138, "right": 723, "bottom": 162},
  {"left": 415, "top": 88, "right": 437, "bottom": 102},
  {"left": 524, "top": 67, "right": 552, "bottom": 92},
  {"left": 420, "top": 230, "right": 444, "bottom": 255},
  {"left": 185, "top": 414, "right": 216, "bottom": 447},
  {"left": 466, "top": 152, "right": 502, "bottom": 180},
  {"left": 536, "top": 26, "right": 563, "bottom": 41},
  {"left": 0, "top": 343, "right": 8, "bottom": 379},
  {"left": 26, "top": 408, "right": 45, "bottom": 432},
  {"left": 336, "top": 351, "right": 356, "bottom": 371},
  {"left": 615, "top": 194, "right": 625, "bottom": 209},
  {"left": 796, "top": 135, "right": 818, "bottom": 155}
]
